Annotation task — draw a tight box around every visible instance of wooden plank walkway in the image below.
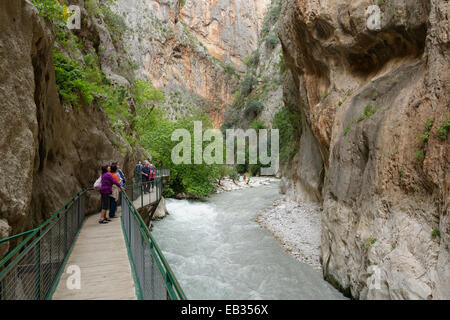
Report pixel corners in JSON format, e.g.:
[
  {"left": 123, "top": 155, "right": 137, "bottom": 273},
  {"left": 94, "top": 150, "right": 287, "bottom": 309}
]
[{"left": 52, "top": 208, "right": 137, "bottom": 300}]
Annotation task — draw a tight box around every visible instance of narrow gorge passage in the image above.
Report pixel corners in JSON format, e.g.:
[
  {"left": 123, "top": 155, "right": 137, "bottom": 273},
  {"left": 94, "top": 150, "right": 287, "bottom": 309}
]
[
  {"left": 152, "top": 181, "right": 345, "bottom": 300},
  {"left": 1, "top": 0, "right": 448, "bottom": 302}
]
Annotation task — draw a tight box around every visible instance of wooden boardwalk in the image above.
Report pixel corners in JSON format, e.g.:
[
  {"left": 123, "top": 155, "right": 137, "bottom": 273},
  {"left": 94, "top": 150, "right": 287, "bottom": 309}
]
[{"left": 52, "top": 208, "right": 137, "bottom": 300}]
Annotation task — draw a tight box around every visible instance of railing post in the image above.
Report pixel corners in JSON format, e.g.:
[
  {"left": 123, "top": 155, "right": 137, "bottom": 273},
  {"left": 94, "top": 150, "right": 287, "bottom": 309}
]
[
  {"left": 141, "top": 235, "right": 144, "bottom": 294},
  {"left": 158, "top": 177, "right": 161, "bottom": 200},
  {"left": 128, "top": 203, "right": 131, "bottom": 242},
  {"left": 35, "top": 231, "right": 41, "bottom": 300},
  {"left": 77, "top": 194, "right": 81, "bottom": 227},
  {"left": 131, "top": 182, "right": 134, "bottom": 202},
  {"left": 49, "top": 221, "right": 53, "bottom": 280},
  {"left": 1, "top": 279, "right": 4, "bottom": 300},
  {"left": 165, "top": 272, "right": 171, "bottom": 299},
  {"left": 141, "top": 183, "right": 143, "bottom": 209},
  {"left": 64, "top": 206, "right": 68, "bottom": 254},
  {"left": 155, "top": 176, "right": 158, "bottom": 201}
]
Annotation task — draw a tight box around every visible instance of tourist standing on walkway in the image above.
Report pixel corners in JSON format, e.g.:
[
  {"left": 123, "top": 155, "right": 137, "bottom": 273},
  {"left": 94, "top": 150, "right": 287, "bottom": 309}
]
[
  {"left": 136, "top": 161, "right": 143, "bottom": 180},
  {"left": 113, "top": 161, "right": 126, "bottom": 187},
  {"left": 142, "top": 161, "right": 150, "bottom": 194},
  {"left": 149, "top": 163, "right": 156, "bottom": 189},
  {"left": 109, "top": 164, "right": 121, "bottom": 219},
  {"left": 99, "top": 165, "right": 123, "bottom": 224}
]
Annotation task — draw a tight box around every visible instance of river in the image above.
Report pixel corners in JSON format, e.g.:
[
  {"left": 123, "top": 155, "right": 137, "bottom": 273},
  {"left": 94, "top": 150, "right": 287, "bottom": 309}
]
[{"left": 152, "top": 180, "right": 345, "bottom": 300}]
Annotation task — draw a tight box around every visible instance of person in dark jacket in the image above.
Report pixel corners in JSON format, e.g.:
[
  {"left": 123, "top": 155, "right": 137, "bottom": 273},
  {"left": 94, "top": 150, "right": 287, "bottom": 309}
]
[
  {"left": 99, "top": 165, "right": 124, "bottom": 224},
  {"left": 142, "top": 162, "right": 150, "bottom": 194},
  {"left": 136, "top": 161, "right": 143, "bottom": 180}
]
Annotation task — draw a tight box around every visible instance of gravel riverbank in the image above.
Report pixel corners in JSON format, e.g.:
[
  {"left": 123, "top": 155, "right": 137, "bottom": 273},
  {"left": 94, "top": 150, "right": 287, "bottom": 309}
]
[
  {"left": 213, "top": 176, "right": 279, "bottom": 193},
  {"left": 256, "top": 197, "right": 323, "bottom": 271}
]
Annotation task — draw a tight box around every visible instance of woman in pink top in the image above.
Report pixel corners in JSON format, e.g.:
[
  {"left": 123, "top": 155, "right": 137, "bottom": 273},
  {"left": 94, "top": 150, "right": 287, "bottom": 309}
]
[{"left": 99, "top": 165, "right": 124, "bottom": 224}]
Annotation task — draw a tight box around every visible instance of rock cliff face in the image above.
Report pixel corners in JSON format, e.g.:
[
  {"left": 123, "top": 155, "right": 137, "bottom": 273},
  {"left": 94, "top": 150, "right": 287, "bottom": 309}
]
[
  {"left": 279, "top": 0, "right": 449, "bottom": 299},
  {"left": 0, "top": 0, "right": 145, "bottom": 257},
  {"left": 0, "top": 0, "right": 271, "bottom": 257},
  {"left": 180, "top": 0, "right": 270, "bottom": 69},
  {"left": 111, "top": 0, "right": 255, "bottom": 127},
  {"left": 222, "top": 0, "right": 284, "bottom": 130},
  {"left": 1, "top": 0, "right": 447, "bottom": 301}
]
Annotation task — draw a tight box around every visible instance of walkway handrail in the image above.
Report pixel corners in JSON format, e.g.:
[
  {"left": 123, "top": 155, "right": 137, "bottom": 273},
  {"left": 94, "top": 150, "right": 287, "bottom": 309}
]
[
  {"left": 0, "top": 189, "right": 89, "bottom": 300},
  {"left": 0, "top": 229, "right": 38, "bottom": 245},
  {"left": 121, "top": 191, "right": 186, "bottom": 300},
  {"left": 121, "top": 167, "right": 186, "bottom": 300},
  {"left": 128, "top": 168, "right": 170, "bottom": 208},
  {"left": 0, "top": 167, "right": 180, "bottom": 300}
]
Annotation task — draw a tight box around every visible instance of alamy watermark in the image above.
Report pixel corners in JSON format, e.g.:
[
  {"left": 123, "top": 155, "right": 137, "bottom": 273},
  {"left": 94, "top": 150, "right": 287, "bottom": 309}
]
[
  {"left": 66, "top": 264, "right": 81, "bottom": 290},
  {"left": 171, "top": 121, "right": 279, "bottom": 175},
  {"left": 365, "top": 5, "right": 382, "bottom": 31},
  {"left": 67, "top": 5, "right": 81, "bottom": 30}
]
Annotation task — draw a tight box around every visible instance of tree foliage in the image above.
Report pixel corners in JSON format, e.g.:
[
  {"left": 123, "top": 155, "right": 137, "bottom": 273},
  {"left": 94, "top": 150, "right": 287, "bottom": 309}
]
[{"left": 141, "top": 113, "right": 221, "bottom": 197}]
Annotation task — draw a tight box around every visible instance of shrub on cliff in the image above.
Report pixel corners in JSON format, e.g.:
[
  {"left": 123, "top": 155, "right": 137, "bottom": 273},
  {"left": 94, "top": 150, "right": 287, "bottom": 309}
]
[
  {"left": 240, "top": 74, "right": 256, "bottom": 97},
  {"left": 244, "top": 51, "right": 260, "bottom": 68},
  {"left": 53, "top": 48, "right": 101, "bottom": 106},
  {"left": 244, "top": 99, "right": 264, "bottom": 118},
  {"left": 32, "top": 0, "right": 70, "bottom": 24},
  {"left": 265, "top": 33, "right": 280, "bottom": 49},
  {"left": 273, "top": 107, "right": 301, "bottom": 164},
  {"left": 437, "top": 116, "right": 449, "bottom": 140},
  {"left": 99, "top": 1, "right": 128, "bottom": 44}
]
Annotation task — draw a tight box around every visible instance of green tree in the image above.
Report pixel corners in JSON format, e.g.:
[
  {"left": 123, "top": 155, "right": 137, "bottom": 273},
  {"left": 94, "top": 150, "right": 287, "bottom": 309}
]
[{"left": 141, "top": 113, "right": 221, "bottom": 198}]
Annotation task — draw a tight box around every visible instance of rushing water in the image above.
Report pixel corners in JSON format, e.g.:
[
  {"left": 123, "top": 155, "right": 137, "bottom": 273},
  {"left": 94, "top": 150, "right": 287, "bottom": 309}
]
[{"left": 152, "top": 180, "right": 345, "bottom": 300}]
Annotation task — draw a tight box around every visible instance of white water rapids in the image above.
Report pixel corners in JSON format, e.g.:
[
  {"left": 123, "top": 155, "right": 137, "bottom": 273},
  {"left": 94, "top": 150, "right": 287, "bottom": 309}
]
[{"left": 152, "top": 181, "right": 345, "bottom": 300}]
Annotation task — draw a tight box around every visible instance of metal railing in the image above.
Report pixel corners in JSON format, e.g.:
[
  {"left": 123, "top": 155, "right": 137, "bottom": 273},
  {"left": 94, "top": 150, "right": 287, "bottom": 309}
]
[
  {"left": 127, "top": 168, "right": 170, "bottom": 209},
  {"left": 0, "top": 167, "right": 181, "bottom": 300},
  {"left": 0, "top": 190, "right": 88, "bottom": 300},
  {"left": 121, "top": 175, "right": 186, "bottom": 300}
]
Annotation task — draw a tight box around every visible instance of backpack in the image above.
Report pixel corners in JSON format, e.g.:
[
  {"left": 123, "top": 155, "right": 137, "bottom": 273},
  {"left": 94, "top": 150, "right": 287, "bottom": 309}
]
[{"left": 94, "top": 176, "right": 102, "bottom": 190}]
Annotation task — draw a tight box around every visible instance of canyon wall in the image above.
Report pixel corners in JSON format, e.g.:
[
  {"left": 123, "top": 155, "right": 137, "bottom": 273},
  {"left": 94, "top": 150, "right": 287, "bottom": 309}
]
[
  {"left": 0, "top": 0, "right": 145, "bottom": 257},
  {"left": 111, "top": 0, "right": 269, "bottom": 127},
  {"left": 279, "top": 0, "right": 449, "bottom": 299},
  {"left": 0, "top": 0, "right": 271, "bottom": 256},
  {"left": 222, "top": 0, "right": 284, "bottom": 130},
  {"left": 1, "top": 0, "right": 447, "bottom": 301},
  {"left": 180, "top": 0, "right": 270, "bottom": 69}
]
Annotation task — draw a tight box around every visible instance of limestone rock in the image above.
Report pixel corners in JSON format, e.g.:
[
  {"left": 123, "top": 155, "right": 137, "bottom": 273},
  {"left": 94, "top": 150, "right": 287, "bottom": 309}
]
[
  {"left": 110, "top": 0, "right": 248, "bottom": 127},
  {"left": 278, "top": 0, "right": 449, "bottom": 299},
  {"left": 152, "top": 196, "right": 169, "bottom": 220},
  {"left": 0, "top": 219, "right": 11, "bottom": 258},
  {"left": 0, "top": 0, "right": 145, "bottom": 258},
  {"left": 0, "top": 0, "right": 49, "bottom": 249},
  {"left": 180, "top": 0, "right": 270, "bottom": 67}
]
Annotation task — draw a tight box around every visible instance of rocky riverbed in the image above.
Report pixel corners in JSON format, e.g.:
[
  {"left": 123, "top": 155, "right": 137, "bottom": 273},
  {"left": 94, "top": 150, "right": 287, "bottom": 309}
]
[
  {"left": 213, "top": 176, "right": 279, "bottom": 194},
  {"left": 256, "top": 197, "right": 323, "bottom": 271}
]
